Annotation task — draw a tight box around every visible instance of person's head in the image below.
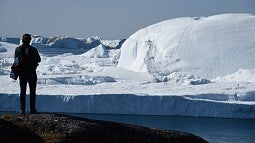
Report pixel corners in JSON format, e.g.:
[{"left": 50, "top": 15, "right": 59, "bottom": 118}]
[{"left": 22, "top": 33, "right": 32, "bottom": 45}]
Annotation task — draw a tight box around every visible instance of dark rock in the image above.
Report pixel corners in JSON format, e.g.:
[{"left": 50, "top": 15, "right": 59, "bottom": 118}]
[
  {"left": 1, "top": 113, "right": 208, "bottom": 143},
  {"left": 0, "top": 118, "right": 43, "bottom": 143}
]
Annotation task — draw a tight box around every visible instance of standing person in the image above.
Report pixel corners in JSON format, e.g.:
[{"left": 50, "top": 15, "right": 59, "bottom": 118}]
[{"left": 14, "top": 34, "right": 41, "bottom": 114}]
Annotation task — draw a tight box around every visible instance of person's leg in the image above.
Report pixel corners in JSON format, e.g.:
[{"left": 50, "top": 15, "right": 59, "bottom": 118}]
[
  {"left": 19, "top": 74, "right": 27, "bottom": 114},
  {"left": 28, "top": 73, "right": 37, "bottom": 114}
]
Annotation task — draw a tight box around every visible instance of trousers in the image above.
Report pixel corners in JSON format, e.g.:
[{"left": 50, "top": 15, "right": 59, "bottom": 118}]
[{"left": 19, "top": 72, "right": 37, "bottom": 112}]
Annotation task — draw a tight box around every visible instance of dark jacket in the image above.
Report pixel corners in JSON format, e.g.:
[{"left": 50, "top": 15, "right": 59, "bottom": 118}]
[{"left": 15, "top": 44, "right": 41, "bottom": 73}]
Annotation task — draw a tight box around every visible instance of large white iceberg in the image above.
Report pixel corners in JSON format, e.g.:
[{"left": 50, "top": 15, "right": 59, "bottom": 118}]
[{"left": 118, "top": 14, "right": 255, "bottom": 79}]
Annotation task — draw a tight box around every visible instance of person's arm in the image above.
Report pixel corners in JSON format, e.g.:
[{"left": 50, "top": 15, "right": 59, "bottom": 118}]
[
  {"left": 31, "top": 47, "right": 41, "bottom": 63},
  {"left": 14, "top": 48, "right": 18, "bottom": 58},
  {"left": 14, "top": 47, "right": 20, "bottom": 64},
  {"left": 35, "top": 49, "right": 41, "bottom": 63}
]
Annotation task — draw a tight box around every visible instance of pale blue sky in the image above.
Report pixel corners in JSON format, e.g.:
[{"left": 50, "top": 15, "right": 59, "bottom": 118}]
[{"left": 1, "top": 0, "right": 255, "bottom": 39}]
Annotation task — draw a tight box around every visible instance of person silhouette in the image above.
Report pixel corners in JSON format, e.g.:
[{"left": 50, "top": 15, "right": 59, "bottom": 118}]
[{"left": 14, "top": 34, "right": 41, "bottom": 114}]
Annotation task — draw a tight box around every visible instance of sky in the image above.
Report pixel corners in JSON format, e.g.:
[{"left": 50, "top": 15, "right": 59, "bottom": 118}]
[{"left": 1, "top": 0, "right": 255, "bottom": 39}]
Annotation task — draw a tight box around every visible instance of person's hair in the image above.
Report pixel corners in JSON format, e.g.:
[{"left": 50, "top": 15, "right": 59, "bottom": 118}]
[{"left": 22, "top": 33, "right": 32, "bottom": 44}]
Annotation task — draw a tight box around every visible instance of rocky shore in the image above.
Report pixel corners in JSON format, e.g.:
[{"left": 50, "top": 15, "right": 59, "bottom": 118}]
[{"left": 0, "top": 113, "right": 208, "bottom": 143}]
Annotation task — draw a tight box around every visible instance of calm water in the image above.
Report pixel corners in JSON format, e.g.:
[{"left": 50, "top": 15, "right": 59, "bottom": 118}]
[
  {"left": 1, "top": 112, "right": 255, "bottom": 143},
  {"left": 69, "top": 113, "right": 255, "bottom": 143}
]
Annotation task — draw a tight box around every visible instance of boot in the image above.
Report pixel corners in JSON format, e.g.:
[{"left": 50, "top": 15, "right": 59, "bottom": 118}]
[
  {"left": 30, "top": 108, "right": 38, "bottom": 114},
  {"left": 20, "top": 110, "right": 25, "bottom": 115},
  {"left": 20, "top": 94, "right": 26, "bottom": 115},
  {"left": 30, "top": 94, "right": 38, "bottom": 114}
]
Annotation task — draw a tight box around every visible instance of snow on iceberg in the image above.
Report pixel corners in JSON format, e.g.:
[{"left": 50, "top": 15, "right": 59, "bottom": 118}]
[
  {"left": 47, "top": 36, "right": 89, "bottom": 49},
  {"left": 0, "top": 42, "right": 17, "bottom": 56},
  {"left": 26, "top": 35, "right": 125, "bottom": 50},
  {"left": 214, "top": 69, "right": 255, "bottom": 83},
  {"left": 0, "top": 44, "right": 7, "bottom": 53},
  {"left": 154, "top": 72, "right": 211, "bottom": 85},
  {"left": 101, "top": 39, "right": 126, "bottom": 49},
  {"left": 81, "top": 44, "right": 109, "bottom": 58},
  {"left": 37, "top": 56, "right": 83, "bottom": 75},
  {"left": 118, "top": 14, "right": 255, "bottom": 79},
  {"left": 37, "top": 75, "right": 115, "bottom": 85}
]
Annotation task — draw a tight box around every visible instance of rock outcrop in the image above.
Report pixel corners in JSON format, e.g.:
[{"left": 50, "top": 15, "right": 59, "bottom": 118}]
[
  {"left": 0, "top": 118, "right": 43, "bottom": 143},
  {"left": 0, "top": 113, "right": 208, "bottom": 143}
]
